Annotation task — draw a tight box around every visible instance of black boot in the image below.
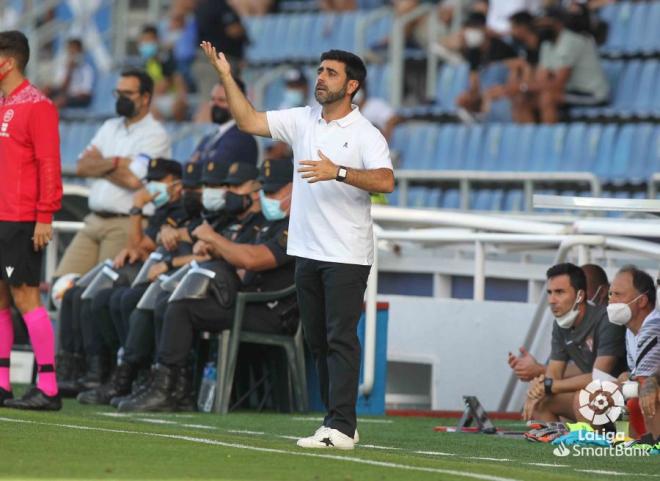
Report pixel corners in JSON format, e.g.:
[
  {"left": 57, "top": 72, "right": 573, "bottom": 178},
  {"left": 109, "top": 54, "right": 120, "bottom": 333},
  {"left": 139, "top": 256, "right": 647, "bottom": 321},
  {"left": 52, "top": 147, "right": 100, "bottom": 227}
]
[
  {"left": 77, "top": 362, "right": 138, "bottom": 405},
  {"left": 0, "top": 387, "right": 13, "bottom": 405},
  {"left": 172, "top": 365, "right": 196, "bottom": 412},
  {"left": 77, "top": 355, "right": 110, "bottom": 390},
  {"left": 117, "top": 364, "right": 177, "bottom": 413},
  {"left": 110, "top": 368, "right": 152, "bottom": 408},
  {"left": 56, "top": 353, "right": 85, "bottom": 397},
  {"left": 4, "top": 387, "right": 61, "bottom": 411}
]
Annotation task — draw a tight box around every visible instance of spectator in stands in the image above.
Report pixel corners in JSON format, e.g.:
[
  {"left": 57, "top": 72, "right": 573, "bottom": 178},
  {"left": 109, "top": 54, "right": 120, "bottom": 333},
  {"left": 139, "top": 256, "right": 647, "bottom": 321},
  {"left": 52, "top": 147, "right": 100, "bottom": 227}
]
[
  {"left": 522, "top": 263, "right": 627, "bottom": 421},
  {"left": 117, "top": 159, "right": 296, "bottom": 413},
  {"left": 455, "top": 12, "right": 517, "bottom": 118},
  {"left": 138, "top": 24, "right": 188, "bottom": 121},
  {"left": 193, "top": 0, "right": 247, "bottom": 102},
  {"left": 519, "top": 7, "right": 609, "bottom": 123},
  {"left": 508, "top": 263, "right": 611, "bottom": 382},
  {"left": 44, "top": 38, "right": 94, "bottom": 109},
  {"left": 354, "top": 82, "right": 400, "bottom": 141},
  {"left": 161, "top": 0, "right": 199, "bottom": 93},
  {"left": 608, "top": 266, "right": 659, "bottom": 437},
  {"left": 280, "top": 68, "right": 309, "bottom": 109}
]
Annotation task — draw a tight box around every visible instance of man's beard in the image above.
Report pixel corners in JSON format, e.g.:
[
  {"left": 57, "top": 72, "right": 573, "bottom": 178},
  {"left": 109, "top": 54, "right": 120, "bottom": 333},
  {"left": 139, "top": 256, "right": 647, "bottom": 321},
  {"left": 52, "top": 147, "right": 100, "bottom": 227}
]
[{"left": 314, "top": 83, "right": 347, "bottom": 105}]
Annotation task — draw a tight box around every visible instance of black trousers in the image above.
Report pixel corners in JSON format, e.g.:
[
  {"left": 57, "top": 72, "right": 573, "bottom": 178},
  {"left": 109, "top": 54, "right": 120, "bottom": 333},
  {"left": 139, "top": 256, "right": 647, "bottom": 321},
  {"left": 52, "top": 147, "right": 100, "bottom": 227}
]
[
  {"left": 123, "top": 289, "right": 171, "bottom": 367},
  {"left": 157, "top": 295, "right": 284, "bottom": 367},
  {"left": 295, "top": 257, "right": 371, "bottom": 439},
  {"left": 60, "top": 285, "right": 105, "bottom": 357}
]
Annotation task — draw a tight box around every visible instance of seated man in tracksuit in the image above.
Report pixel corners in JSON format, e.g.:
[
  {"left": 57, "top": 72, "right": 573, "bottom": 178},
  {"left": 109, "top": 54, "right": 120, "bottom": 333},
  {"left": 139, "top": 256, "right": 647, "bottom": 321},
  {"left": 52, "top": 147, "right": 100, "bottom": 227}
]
[
  {"left": 91, "top": 161, "right": 266, "bottom": 408},
  {"left": 118, "top": 158, "right": 295, "bottom": 412},
  {"left": 57, "top": 159, "right": 186, "bottom": 395}
]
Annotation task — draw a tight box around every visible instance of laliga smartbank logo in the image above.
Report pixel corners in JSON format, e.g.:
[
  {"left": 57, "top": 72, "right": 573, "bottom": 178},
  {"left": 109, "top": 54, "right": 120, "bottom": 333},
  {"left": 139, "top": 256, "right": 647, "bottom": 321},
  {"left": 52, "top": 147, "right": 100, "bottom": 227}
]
[{"left": 551, "top": 380, "right": 648, "bottom": 457}]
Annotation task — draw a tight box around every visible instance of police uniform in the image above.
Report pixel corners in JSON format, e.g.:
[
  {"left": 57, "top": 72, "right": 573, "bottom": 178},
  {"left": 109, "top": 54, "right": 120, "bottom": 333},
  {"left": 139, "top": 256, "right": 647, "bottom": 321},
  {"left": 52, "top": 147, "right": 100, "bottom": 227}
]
[{"left": 116, "top": 160, "right": 294, "bottom": 412}]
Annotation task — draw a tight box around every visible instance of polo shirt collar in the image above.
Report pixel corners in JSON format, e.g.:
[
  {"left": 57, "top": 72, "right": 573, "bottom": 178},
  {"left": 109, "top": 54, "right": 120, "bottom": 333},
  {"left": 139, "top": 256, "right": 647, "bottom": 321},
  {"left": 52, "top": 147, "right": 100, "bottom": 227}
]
[
  {"left": 316, "top": 104, "right": 361, "bottom": 127},
  {"left": 123, "top": 112, "right": 153, "bottom": 133},
  {"left": 0, "top": 79, "right": 29, "bottom": 103}
]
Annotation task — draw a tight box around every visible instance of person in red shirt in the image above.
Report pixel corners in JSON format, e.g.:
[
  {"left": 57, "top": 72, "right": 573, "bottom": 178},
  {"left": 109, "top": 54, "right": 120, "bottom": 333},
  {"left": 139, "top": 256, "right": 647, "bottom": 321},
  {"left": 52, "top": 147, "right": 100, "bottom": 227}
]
[{"left": 0, "top": 31, "right": 63, "bottom": 410}]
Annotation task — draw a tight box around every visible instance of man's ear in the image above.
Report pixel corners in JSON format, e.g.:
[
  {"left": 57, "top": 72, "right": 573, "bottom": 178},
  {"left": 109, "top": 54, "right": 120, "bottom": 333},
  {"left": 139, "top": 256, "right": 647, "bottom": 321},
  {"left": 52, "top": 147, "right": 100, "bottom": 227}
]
[{"left": 347, "top": 79, "right": 359, "bottom": 96}]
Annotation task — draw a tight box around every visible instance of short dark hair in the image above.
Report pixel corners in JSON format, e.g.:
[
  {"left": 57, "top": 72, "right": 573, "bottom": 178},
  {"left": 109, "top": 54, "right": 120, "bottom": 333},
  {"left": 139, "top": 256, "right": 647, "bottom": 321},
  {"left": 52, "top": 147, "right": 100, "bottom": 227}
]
[
  {"left": 618, "top": 265, "right": 656, "bottom": 307},
  {"left": 581, "top": 264, "right": 609, "bottom": 289},
  {"left": 465, "top": 12, "right": 487, "bottom": 28},
  {"left": 0, "top": 30, "right": 30, "bottom": 72},
  {"left": 547, "top": 262, "right": 587, "bottom": 293},
  {"left": 67, "top": 38, "right": 83, "bottom": 50},
  {"left": 509, "top": 10, "right": 535, "bottom": 28},
  {"left": 320, "top": 49, "right": 367, "bottom": 97},
  {"left": 120, "top": 68, "right": 154, "bottom": 99},
  {"left": 141, "top": 24, "right": 159, "bottom": 38}
]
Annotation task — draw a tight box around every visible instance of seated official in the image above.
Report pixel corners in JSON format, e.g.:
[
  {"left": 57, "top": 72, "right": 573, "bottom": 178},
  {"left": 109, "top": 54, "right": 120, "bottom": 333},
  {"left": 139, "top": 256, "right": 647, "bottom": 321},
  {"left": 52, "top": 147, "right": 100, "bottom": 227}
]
[
  {"left": 117, "top": 158, "right": 294, "bottom": 412},
  {"left": 509, "top": 263, "right": 611, "bottom": 382},
  {"left": 57, "top": 159, "right": 186, "bottom": 396},
  {"left": 95, "top": 161, "right": 267, "bottom": 410},
  {"left": 607, "top": 266, "right": 660, "bottom": 437},
  {"left": 523, "top": 263, "right": 626, "bottom": 422}
]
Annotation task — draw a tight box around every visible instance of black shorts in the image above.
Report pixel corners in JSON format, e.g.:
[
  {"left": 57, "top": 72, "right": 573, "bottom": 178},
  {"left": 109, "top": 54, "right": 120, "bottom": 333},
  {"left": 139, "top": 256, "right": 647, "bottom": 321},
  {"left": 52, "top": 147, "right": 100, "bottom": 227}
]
[{"left": 0, "top": 221, "right": 42, "bottom": 286}]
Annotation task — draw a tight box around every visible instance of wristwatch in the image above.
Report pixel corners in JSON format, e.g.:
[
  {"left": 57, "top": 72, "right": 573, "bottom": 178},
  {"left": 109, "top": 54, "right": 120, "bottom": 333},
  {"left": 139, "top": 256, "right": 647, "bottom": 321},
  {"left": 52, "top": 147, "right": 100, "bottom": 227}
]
[
  {"left": 544, "top": 377, "right": 554, "bottom": 395},
  {"left": 336, "top": 166, "right": 348, "bottom": 182},
  {"left": 163, "top": 255, "right": 174, "bottom": 271},
  {"left": 129, "top": 206, "right": 143, "bottom": 216}
]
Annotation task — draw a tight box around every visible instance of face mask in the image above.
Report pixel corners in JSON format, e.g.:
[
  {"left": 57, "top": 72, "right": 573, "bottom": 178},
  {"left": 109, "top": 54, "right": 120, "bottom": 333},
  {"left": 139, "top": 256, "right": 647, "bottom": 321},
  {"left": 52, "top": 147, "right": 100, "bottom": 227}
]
[
  {"left": 146, "top": 181, "right": 170, "bottom": 208},
  {"left": 225, "top": 191, "right": 253, "bottom": 215},
  {"left": 537, "top": 26, "right": 558, "bottom": 43},
  {"left": 553, "top": 291, "right": 583, "bottom": 329},
  {"left": 116, "top": 96, "right": 137, "bottom": 118},
  {"left": 202, "top": 187, "right": 226, "bottom": 212},
  {"left": 139, "top": 42, "right": 158, "bottom": 59},
  {"left": 182, "top": 190, "right": 203, "bottom": 218},
  {"left": 260, "top": 190, "right": 286, "bottom": 221},
  {"left": 282, "top": 88, "right": 305, "bottom": 108},
  {"left": 0, "top": 60, "right": 13, "bottom": 82},
  {"left": 211, "top": 105, "right": 231, "bottom": 125},
  {"left": 587, "top": 285, "right": 604, "bottom": 307},
  {"left": 464, "top": 28, "right": 485, "bottom": 48},
  {"left": 607, "top": 293, "right": 646, "bottom": 326}
]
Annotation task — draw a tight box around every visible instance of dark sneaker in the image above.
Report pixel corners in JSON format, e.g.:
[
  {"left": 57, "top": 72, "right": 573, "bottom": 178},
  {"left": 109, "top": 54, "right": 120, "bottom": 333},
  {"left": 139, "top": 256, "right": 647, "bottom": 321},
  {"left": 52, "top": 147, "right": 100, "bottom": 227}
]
[
  {"left": 0, "top": 387, "right": 13, "bottom": 405},
  {"left": 4, "top": 387, "right": 62, "bottom": 411}
]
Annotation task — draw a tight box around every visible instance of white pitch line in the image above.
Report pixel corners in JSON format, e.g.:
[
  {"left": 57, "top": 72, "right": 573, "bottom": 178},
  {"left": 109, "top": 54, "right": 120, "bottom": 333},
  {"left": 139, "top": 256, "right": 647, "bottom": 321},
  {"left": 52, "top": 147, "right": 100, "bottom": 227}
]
[
  {"left": 525, "top": 463, "right": 569, "bottom": 468},
  {"left": 181, "top": 424, "right": 217, "bottom": 430},
  {"left": 135, "top": 418, "right": 179, "bottom": 425},
  {"left": 414, "top": 451, "right": 456, "bottom": 457},
  {"left": 575, "top": 470, "right": 660, "bottom": 478},
  {"left": 469, "top": 457, "right": 511, "bottom": 462},
  {"left": 228, "top": 429, "right": 266, "bottom": 435},
  {"left": 0, "top": 416, "right": 522, "bottom": 481}
]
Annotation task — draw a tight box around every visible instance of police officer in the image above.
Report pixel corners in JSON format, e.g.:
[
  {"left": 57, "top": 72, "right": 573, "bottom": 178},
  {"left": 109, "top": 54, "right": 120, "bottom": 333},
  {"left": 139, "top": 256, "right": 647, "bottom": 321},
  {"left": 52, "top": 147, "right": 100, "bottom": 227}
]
[
  {"left": 118, "top": 159, "right": 295, "bottom": 412},
  {"left": 100, "top": 161, "right": 267, "bottom": 409},
  {"left": 58, "top": 159, "right": 186, "bottom": 396}
]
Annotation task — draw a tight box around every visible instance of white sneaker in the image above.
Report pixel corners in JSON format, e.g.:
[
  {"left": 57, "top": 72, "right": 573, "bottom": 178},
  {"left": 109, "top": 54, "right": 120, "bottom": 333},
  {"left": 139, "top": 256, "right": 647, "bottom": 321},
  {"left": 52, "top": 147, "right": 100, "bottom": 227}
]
[
  {"left": 296, "top": 427, "right": 355, "bottom": 450},
  {"left": 354, "top": 428, "right": 359, "bottom": 444}
]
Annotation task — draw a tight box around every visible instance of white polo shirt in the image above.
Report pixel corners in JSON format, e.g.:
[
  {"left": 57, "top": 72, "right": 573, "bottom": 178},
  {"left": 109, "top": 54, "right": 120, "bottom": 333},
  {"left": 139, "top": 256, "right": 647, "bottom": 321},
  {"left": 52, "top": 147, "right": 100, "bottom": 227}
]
[
  {"left": 266, "top": 105, "right": 393, "bottom": 265},
  {"left": 85, "top": 114, "right": 171, "bottom": 214}
]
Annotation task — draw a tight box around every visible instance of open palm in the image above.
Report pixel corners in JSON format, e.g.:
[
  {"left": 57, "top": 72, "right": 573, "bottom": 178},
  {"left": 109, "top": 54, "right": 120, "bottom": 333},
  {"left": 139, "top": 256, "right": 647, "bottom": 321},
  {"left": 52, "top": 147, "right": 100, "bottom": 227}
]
[{"left": 200, "top": 41, "right": 231, "bottom": 77}]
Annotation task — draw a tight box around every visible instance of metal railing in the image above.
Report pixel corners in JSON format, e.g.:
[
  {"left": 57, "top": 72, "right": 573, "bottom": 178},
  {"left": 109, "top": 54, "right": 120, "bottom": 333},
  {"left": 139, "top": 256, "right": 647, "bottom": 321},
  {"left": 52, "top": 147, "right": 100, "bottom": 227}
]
[{"left": 395, "top": 170, "right": 603, "bottom": 212}]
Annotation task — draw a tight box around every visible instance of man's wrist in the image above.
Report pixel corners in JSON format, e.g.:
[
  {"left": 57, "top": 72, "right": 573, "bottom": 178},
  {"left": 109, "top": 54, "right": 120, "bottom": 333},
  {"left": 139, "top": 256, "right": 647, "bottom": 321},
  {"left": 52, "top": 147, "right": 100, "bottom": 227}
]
[{"left": 129, "top": 206, "right": 143, "bottom": 216}]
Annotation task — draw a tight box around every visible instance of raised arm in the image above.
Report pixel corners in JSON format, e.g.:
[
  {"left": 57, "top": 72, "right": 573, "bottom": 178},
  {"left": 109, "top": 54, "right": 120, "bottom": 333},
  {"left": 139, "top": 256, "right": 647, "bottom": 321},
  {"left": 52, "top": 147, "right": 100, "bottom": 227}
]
[{"left": 200, "top": 41, "right": 271, "bottom": 138}]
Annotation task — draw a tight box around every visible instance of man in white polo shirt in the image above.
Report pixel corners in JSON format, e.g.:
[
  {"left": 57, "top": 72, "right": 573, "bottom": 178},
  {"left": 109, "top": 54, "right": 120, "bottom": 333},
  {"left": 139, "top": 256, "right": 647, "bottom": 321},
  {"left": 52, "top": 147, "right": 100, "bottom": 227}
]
[
  {"left": 201, "top": 42, "right": 394, "bottom": 449},
  {"left": 54, "top": 68, "right": 171, "bottom": 278}
]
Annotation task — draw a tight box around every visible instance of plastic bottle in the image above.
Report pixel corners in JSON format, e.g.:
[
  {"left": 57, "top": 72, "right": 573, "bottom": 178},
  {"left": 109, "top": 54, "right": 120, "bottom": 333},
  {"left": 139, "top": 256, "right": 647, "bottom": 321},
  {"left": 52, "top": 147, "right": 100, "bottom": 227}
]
[{"left": 197, "top": 362, "right": 217, "bottom": 413}]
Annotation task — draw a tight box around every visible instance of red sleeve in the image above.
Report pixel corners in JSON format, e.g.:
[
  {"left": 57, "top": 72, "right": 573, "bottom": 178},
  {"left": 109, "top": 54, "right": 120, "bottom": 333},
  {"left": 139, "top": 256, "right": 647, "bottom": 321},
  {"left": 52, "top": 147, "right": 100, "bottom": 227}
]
[{"left": 29, "top": 101, "right": 62, "bottom": 223}]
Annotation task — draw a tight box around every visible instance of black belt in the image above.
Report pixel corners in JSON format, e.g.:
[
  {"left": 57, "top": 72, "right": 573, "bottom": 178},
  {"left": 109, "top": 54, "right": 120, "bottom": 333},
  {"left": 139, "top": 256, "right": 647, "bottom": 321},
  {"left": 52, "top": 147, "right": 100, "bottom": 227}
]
[{"left": 92, "top": 210, "right": 129, "bottom": 219}]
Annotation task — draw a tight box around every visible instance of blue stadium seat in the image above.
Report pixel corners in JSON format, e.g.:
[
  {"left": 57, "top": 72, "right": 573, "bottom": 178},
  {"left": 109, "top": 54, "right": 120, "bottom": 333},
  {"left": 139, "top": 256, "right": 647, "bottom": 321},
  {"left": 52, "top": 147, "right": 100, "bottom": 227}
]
[
  {"left": 441, "top": 189, "right": 461, "bottom": 209},
  {"left": 432, "top": 63, "right": 469, "bottom": 114},
  {"left": 87, "top": 71, "right": 118, "bottom": 117},
  {"left": 641, "top": 2, "right": 660, "bottom": 54},
  {"left": 600, "top": 2, "right": 634, "bottom": 55},
  {"left": 632, "top": 60, "right": 659, "bottom": 117},
  {"left": 481, "top": 124, "right": 504, "bottom": 171},
  {"left": 462, "top": 125, "right": 485, "bottom": 170}
]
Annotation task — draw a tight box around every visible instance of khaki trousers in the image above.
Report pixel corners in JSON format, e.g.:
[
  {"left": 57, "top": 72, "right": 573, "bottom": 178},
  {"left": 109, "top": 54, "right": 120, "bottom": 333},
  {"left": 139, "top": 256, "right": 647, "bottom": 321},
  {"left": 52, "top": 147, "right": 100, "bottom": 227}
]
[{"left": 54, "top": 214, "right": 130, "bottom": 277}]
